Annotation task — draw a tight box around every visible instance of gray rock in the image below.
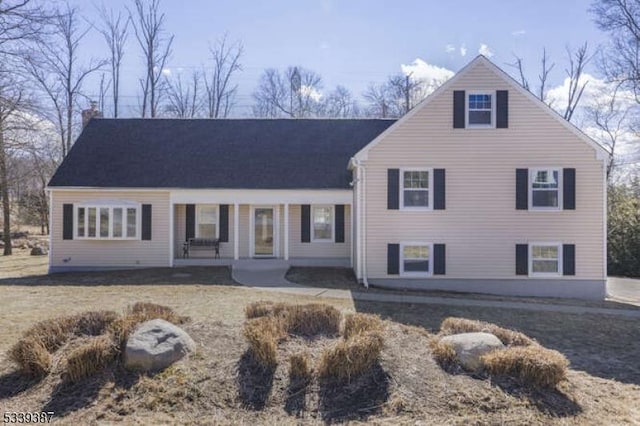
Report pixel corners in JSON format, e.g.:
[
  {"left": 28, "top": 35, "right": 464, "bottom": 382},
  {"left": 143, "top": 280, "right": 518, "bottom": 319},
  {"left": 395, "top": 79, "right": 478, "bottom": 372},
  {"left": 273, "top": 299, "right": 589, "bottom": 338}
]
[
  {"left": 440, "top": 332, "right": 504, "bottom": 371},
  {"left": 30, "top": 246, "right": 47, "bottom": 256},
  {"left": 124, "top": 319, "right": 196, "bottom": 372}
]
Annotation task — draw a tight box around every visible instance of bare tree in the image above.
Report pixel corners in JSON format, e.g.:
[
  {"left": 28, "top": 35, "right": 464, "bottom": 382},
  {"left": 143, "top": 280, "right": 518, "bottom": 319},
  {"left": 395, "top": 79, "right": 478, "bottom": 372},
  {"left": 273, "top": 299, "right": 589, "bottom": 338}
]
[
  {"left": 387, "top": 73, "right": 425, "bottom": 115},
  {"left": 97, "top": 4, "right": 129, "bottom": 118},
  {"left": 511, "top": 49, "right": 555, "bottom": 105},
  {"left": 591, "top": 0, "right": 640, "bottom": 102},
  {"left": 322, "top": 85, "right": 360, "bottom": 118},
  {"left": 25, "top": 4, "right": 106, "bottom": 156},
  {"left": 204, "top": 34, "right": 242, "bottom": 118},
  {"left": 252, "top": 66, "right": 323, "bottom": 118},
  {"left": 563, "top": 43, "right": 592, "bottom": 121},
  {"left": 164, "top": 71, "right": 202, "bottom": 118},
  {"left": 363, "top": 82, "right": 398, "bottom": 118},
  {"left": 129, "top": 0, "right": 173, "bottom": 118}
]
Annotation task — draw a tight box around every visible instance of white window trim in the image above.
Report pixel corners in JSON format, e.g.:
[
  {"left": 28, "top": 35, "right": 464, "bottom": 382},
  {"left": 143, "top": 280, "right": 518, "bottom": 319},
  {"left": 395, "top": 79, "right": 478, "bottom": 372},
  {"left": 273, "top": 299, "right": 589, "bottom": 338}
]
[
  {"left": 311, "top": 204, "right": 334, "bottom": 242},
  {"left": 195, "top": 204, "right": 219, "bottom": 239},
  {"left": 466, "top": 91, "right": 496, "bottom": 128},
  {"left": 75, "top": 203, "right": 141, "bottom": 240},
  {"left": 529, "top": 167, "right": 562, "bottom": 211},
  {"left": 400, "top": 167, "right": 433, "bottom": 211},
  {"left": 528, "top": 242, "right": 563, "bottom": 278},
  {"left": 400, "top": 241, "right": 433, "bottom": 277}
]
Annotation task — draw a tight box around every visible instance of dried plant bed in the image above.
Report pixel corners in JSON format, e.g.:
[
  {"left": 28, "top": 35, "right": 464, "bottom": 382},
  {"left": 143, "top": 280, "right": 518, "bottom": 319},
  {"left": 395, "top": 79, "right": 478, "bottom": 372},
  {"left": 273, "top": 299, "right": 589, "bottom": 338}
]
[
  {"left": 318, "top": 331, "right": 385, "bottom": 382},
  {"left": 7, "top": 303, "right": 188, "bottom": 382},
  {"left": 427, "top": 337, "right": 457, "bottom": 369},
  {"left": 342, "top": 312, "right": 384, "bottom": 339},
  {"left": 439, "top": 317, "right": 535, "bottom": 347}
]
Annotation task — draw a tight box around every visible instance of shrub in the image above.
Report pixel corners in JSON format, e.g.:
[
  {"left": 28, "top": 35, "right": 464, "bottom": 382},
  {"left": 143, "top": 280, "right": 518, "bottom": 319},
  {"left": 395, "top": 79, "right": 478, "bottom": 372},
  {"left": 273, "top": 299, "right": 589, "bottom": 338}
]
[
  {"left": 72, "top": 310, "right": 119, "bottom": 336},
  {"left": 244, "top": 301, "right": 288, "bottom": 319},
  {"left": 342, "top": 313, "right": 384, "bottom": 340},
  {"left": 318, "top": 331, "right": 384, "bottom": 382},
  {"left": 130, "top": 302, "right": 188, "bottom": 324},
  {"left": 289, "top": 352, "right": 311, "bottom": 382},
  {"left": 243, "top": 317, "right": 281, "bottom": 368},
  {"left": 440, "top": 317, "right": 534, "bottom": 347},
  {"left": 481, "top": 345, "right": 569, "bottom": 388},
  {"left": 428, "top": 337, "right": 457, "bottom": 368},
  {"left": 65, "top": 335, "right": 117, "bottom": 382},
  {"left": 286, "top": 304, "right": 341, "bottom": 337},
  {"left": 7, "top": 337, "right": 52, "bottom": 378},
  {"left": 22, "top": 317, "right": 76, "bottom": 352}
]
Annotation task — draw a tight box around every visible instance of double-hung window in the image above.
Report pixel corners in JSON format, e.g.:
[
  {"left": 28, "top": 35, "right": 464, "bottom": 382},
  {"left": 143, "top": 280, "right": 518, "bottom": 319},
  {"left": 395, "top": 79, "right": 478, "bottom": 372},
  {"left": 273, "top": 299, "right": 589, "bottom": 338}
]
[
  {"left": 529, "top": 243, "right": 562, "bottom": 277},
  {"left": 312, "top": 205, "right": 333, "bottom": 241},
  {"left": 196, "top": 205, "right": 218, "bottom": 239},
  {"left": 400, "top": 242, "right": 432, "bottom": 276},
  {"left": 401, "top": 169, "right": 431, "bottom": 209},
  {"left": 530, "top": 168, "right": 561, "bottom": 209},
  {"left": 76, "top": 204, "right": 139, "bottom": 240},
  {"left": 467, "top": 93, "right": 494, "bottom": 127}
]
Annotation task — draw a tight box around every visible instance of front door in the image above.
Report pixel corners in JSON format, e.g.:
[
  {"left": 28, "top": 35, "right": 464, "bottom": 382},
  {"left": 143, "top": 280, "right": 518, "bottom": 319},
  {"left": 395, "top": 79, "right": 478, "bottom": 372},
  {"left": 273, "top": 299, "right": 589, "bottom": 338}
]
[{"left": 253, "top": 207, "right": 275, "bottom": 257}]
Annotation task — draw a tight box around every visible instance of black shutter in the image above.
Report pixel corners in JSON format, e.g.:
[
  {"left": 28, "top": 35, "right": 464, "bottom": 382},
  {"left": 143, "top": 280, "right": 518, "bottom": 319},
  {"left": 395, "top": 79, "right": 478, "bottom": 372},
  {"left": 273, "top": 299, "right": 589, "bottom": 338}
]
[
  {"left": 434, "top": 169, "right": 446, "bottom": 210},
  {"left": 186, "top": 204, "right": 195, "bottom": 241},
  {"left": 387, "top": 169, "right": 400, "bottom": 210},
  {"left": 496, "top": 90, "right": 509, "bottom": 128},
  {"left": 301, "top": 204, "right": 311, "bottom": 243},
  {"left": 141, "top": 204, "right": 152, "bottom": 241},
  {"left": 387, "top": 244, "right": 400, "bottom": 275},
  {"left": 453, "top": 90, "right": 466, "bottom": 128},
  {"left": 516, "top": 244, "right": 528, "bottom": 275},
  {"left": 63, "top": 204, "right": 73, "bottom": 240},
  {"left": 516, "top": 169, "right": 528, "bottom": 210},
  {"left": 219, "top": 204, "right": 229, "bottom": 242},
  {"left": 563, "top": 244, "right": 576, "bottom": 276},
  {"left": 563, "top": 168, "right": 576, "bottom": 210},
  {"left": 434, "top": 244, "right": 446, "bottom": 275},
  {"left": 334, "top": 204, "right": 345, "bottom": 243}
]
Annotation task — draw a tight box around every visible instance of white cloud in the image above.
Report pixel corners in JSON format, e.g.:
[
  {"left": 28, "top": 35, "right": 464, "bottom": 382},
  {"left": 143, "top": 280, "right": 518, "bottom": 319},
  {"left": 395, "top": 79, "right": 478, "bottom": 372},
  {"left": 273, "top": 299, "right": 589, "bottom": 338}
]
[
  {"left": 300, "top": 84, "right": 323, "bottom": 102},
  {"left": 445, "top": 44, "right": 456, "bottom": 54},
  {"left": 478, "top": 44, "right": 493, "bottom": 57},
  {"left": 460, "top": 44, "right": 467, "bottom": 57},
  {"left": 401, "top": 58, "right": 455, "bottom": 97},
  {"left": 161, "top": 68, "right": 172, "bottom": 76},
  {"left": 511, "top": 30, "right": 526, "bottom": 36}
]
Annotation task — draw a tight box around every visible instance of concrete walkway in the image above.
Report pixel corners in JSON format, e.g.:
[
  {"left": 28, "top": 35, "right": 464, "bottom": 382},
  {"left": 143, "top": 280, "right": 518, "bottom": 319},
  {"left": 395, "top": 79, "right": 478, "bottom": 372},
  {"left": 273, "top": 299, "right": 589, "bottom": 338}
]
[{"left": 231, "top": 264, "right": 640, "bottom": 318}]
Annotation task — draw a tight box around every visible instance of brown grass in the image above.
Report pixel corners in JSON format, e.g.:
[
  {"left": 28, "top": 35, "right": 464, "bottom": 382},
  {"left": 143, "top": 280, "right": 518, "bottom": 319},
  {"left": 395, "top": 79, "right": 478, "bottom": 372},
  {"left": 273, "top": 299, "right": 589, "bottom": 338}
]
[
  {"left": 288, "top": 352, "right": 311, "bottom": 381},
  {"left": 243, "top": 316, "right": 281, "bottom": 368},
  {"left": 7, "top": 337, "right": 52, "bottom": 378},
  {"left": 129, "top": 302, "right": 188, "bottom": 324},
  {"left": 318, "top": 331, "right": 384, "bottom": 382},
  {"left": 244, "top": 301, "right": 289, "bottom": 319},
  {"left": 65, "top": 335, "right": 117, "bottom": 383},
  {"left": 285, "top": 304, "right": 341, "bottom": 337},
  {"left": 481, "top": 345, "right": 570, "bottom": 388},
  {"left": 342, "top": 312, "right": 384, "bottom": 340},
  {"left": 440, "top": 317, "right": 535, "bottom": 346},
  {"left": 428, "top": 337, "right": 457, "bottom": 368}
]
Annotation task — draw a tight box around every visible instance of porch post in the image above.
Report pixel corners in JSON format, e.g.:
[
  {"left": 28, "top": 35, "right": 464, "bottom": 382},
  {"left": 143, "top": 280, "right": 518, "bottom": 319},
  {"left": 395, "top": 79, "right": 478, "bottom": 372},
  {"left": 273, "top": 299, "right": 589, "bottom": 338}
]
[
  {"left": 169, "top": 202, "right": 174, "bottom": 267},
  {"left": 233, "top": 203, "right": 239, "bottom": 260},
  {"left": 284, "top": 203, "right": 289, "bottom": 260}
]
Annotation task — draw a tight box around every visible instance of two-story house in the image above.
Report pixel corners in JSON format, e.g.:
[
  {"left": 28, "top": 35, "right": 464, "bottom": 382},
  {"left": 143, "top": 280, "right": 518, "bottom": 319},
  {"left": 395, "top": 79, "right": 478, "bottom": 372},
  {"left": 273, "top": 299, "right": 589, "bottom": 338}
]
[{"left": 47, "top": 55, "right": 608, "bottom": 299}]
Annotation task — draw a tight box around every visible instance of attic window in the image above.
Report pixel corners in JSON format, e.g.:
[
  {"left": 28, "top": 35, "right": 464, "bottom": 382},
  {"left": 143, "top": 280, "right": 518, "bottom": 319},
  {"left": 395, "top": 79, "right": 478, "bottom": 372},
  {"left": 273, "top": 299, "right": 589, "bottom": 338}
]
[{"left": 467, "top": 93, "right": 494, "bottom": 127}]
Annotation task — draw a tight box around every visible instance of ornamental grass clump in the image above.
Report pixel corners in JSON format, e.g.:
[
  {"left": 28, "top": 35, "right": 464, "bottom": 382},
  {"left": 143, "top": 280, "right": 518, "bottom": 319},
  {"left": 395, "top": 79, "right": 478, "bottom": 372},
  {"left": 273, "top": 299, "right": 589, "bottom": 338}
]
[
  {"left": 243, "top": 316, "right": 283, "bottom": 368},
  {"left": 342, "top": 313, "right": 384, "bottom": 340},
  {"left": 318, "top": 331, "right": 384, "bottom": 382},
  {"left": 285, "top": 304, "right": 341, "bottom": 337},
  {"left": 65, "top": 335, "right": 118, "bottom": 383},
  {"left": 481, "top": 345, "right": 569, "bottom": 388}
]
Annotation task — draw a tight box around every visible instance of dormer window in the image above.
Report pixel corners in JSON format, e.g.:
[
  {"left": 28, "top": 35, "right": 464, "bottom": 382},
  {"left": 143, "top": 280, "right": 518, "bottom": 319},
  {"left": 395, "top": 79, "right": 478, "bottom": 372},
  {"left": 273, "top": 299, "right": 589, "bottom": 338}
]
[{"left": 467, "top": 92, "right": 494, "bottom": 127}]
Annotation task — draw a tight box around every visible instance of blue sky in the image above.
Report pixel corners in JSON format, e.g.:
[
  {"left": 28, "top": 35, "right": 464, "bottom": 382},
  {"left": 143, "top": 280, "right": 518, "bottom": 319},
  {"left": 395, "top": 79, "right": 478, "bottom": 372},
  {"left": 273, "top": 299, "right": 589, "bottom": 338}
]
[{"left": 68, "top": 0, "right": 607, "bottom": 116}]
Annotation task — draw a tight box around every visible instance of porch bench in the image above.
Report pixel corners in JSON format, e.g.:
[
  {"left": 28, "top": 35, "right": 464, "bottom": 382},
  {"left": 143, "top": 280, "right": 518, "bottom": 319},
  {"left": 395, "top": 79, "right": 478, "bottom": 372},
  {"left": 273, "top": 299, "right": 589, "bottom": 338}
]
[{"left": 184, "top": 238, "right": 220, "bottom": 259}]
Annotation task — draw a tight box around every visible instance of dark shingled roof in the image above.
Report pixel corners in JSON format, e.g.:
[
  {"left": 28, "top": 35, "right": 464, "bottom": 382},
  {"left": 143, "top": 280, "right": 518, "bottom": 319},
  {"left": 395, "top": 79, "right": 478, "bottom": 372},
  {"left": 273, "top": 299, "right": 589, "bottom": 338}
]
[{"left": 48, "top": 118, "right": 395, "bottom": 189}]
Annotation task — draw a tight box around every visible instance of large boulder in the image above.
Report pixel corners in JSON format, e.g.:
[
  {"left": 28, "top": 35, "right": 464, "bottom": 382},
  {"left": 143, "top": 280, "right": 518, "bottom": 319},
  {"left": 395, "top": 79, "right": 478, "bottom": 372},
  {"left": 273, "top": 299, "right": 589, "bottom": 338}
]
[
  {"left": 440, "top": 332, "right": 504, "bottom": 371},
  {"left": 124, "top": 319, "right": 196, "bottom": 372}
]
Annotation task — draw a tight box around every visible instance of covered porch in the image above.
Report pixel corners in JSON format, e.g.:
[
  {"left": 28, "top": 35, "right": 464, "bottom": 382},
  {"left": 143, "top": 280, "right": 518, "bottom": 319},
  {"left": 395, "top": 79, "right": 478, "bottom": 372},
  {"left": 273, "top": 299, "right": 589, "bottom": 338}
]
[{"left": 169, "top": 189, "right": 352, "bottom": 267}]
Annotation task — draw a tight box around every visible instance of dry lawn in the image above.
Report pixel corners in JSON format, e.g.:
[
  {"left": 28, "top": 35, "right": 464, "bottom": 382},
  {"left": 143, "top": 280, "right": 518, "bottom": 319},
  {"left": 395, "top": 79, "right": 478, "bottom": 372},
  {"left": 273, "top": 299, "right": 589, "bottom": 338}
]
[{"left": 0, "top": 255, "right": 639, "bottom": 424}]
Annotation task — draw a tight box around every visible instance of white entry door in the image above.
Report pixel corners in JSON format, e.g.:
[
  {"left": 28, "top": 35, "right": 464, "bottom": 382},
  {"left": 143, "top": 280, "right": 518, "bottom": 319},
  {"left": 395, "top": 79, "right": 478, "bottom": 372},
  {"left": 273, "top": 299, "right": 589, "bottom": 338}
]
[{"left": 252, "top": 206, "right": 276, "bottom": 257}]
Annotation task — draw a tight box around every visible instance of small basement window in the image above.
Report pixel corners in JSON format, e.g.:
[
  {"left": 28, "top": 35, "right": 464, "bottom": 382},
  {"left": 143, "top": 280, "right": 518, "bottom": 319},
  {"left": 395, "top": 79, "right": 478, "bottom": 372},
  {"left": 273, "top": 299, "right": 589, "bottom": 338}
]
[
  {"left": 467, "top": 92, "right": 494, "bottom": 127},
  {"left": 76, "top": 204, "right": 139, "bottom": 240},
  {"left": 400, "top": 242, "right": 432, "bottom": 276}
]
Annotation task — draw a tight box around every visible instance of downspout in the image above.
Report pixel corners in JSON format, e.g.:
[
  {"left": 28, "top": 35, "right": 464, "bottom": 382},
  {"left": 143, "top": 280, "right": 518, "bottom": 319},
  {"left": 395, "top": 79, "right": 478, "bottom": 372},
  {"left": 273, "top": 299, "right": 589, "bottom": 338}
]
[
  {"left": 47, "top": 189, "right": 53, "bottom": 273},
  {"left": 352, "top": 159, "right": 368, "bottom": 288},
  {"left": 361, "top": 162, "right": 369, "bottom": 288}
]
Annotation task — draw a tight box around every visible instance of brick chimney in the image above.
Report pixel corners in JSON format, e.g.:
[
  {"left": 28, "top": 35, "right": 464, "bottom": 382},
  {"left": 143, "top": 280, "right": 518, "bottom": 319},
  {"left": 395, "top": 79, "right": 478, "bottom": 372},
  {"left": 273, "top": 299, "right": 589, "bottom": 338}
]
[{"left": 81, "top": 101, "right": 102, "bottom": 128}]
